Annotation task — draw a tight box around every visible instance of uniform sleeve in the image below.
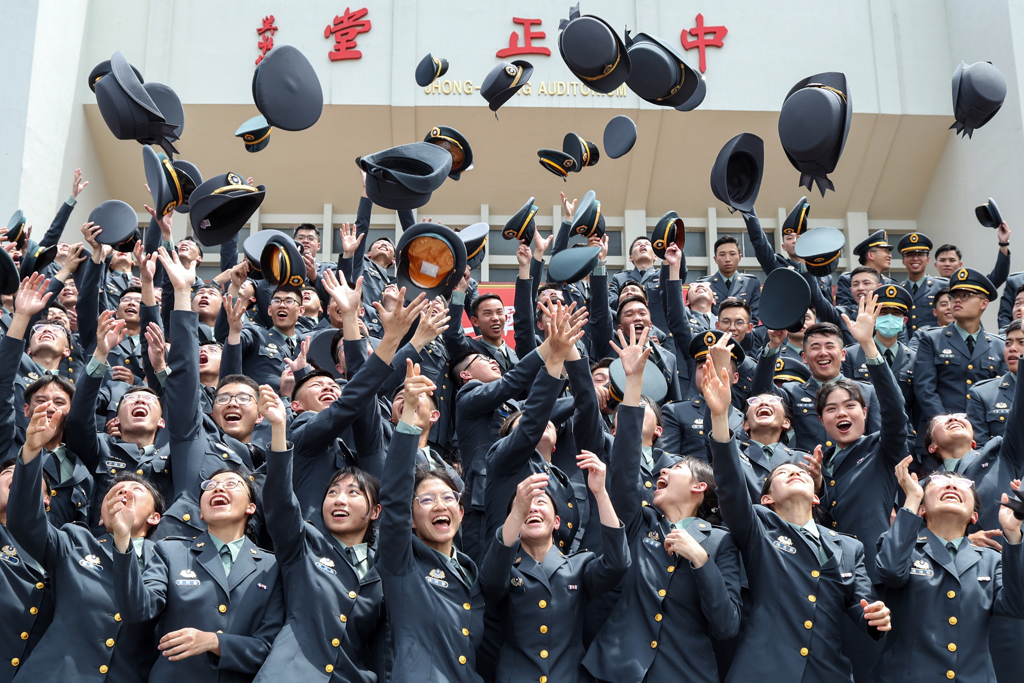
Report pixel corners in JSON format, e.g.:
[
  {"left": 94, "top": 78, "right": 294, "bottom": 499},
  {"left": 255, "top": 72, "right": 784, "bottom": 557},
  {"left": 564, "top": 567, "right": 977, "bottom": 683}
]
[
  {"left": 64, "top": 369, "right": 106, "bottom": 473},
  {"left": 7, "top": 448, "right": 72, "bottom": 570},
  {"left": 112, "top": 540, "right": 169, "bottom": 624},
  {"left": 845, "top": 541, "right": 884, "bottom": 640},
  {"left": 988, "top": 248, "right": 1011, "bottom": 290},
  {"left": 743, "top": 213, "right": 781, "bottom": 276},
  {"left": 664, "top": 275, "right": 694, "bottom": 352},
  {"left": 693, "top": 532, "right": 743, "bottom": 640},
  {"left": 874, "top": 508, "right": 921, "bottom": 588},
  {"left": 377, "top": 428, "right": 423, "bottom": 576},
  {"left": 0, "top": 335, "right": 27, "bottom": 457},
  {"left": 998, "top": 274, "right": 1021, "bottom": 330},
  {"left": 215, "top": 575, "right": 285, "bottom": 674},
  {"left": 263, "top": 446, "right": 308, "bottom": 566},
  {"left": 751, "top": 346, "right": 788, "bottom": 399},
  {"left": 589, "top": 273, "right": 612, "bottom": 358},
  {"left": 39, "top": 199, "right": 74, "bottom": 248},
  {"left": 78, "top": 258, "right": 104, "bottom": 354},
  {"left": 581, "top": 522, "right": 630, "bottom": 598},
  {"left": 441, "top": 297, "right": 474, "bottom": 360},
  {"left": 997, "top": 367, "right": 1024, "bottom": 470},
  {"left": 478, "top": 527, "right": 515, "bottom": 605},
  {"left": 865, "top": 358, "right": 908, "bottom": 465},
  {"left": 707, "top": 435, "right": 761, "bottom": 550},
  {"left": 747, "top": 276, "right": 761, "bottom": 322},
  {"left": 512, "top": 277, "right": 537, "bottom": 357},
  {"left": 487, "top": 370, "right": 562, "bottom": 478},
  {"left": 608, "top": 405, "right": 644, "bottom": 541},
  {"left": 164, "top": 311, "right": 202, "bottom": 443},
  {"left": 458, "top": 350, "right": 545, "bottom": 419},
  {"left": 566, "top": 357, "right": 603, "bottom": 456},
  {"left": 994, "top": 538, "right": 1024, "bottom": 619}
]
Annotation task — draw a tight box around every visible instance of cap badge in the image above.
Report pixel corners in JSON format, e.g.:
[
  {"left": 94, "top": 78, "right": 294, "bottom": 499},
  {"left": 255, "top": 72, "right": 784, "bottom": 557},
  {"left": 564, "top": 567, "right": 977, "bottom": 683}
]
[
  {"left": 703, "top": 331, "right": 717, "bottom": 346},
  {"left": 886, "top": 286, "right": 897, "bottom": 298},
  {"left": 775, "top": 358, "right": 785, "bottom": 372},
  {"left": 957, "top": 269, "right": 968, "bottom": 281}
]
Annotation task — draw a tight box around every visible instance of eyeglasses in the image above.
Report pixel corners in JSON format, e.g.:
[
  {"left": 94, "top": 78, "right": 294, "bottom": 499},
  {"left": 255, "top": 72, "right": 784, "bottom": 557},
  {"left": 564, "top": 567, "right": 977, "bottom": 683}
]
[
  {"left": 31, "top": 323, "right": 67, "bottom": 338},
  {"left": 949, "top": 291, "right": 980, "bottom": 302},
  {"left": 415, "top": 491, "right": 460, "bottom": 508},
  {"left": 270, "top": 297, "right": 301, "bottom": 307},
  {"left": 120, "top": 296, "right": 142, "bottom": 305},
  {"left": 200, "top": 479, "right": 247, "bottom": 491},
  {"left": 924, "top": 473, "right": 975, "bottom": 490},
  {"left": 121, "top": 393, "right": 160, "bottom": 405},
  {"left": 466, "top": 355, "right": 497, "bottom": 373},
  {"left": 933, "top": 413, "right": 968, "bottom": 424},
  {"left": 214, "top": 393, "right": 256, "bottom": 406},
  {"left": 747, "top": 395, "right": 783, "bottom": 407}
]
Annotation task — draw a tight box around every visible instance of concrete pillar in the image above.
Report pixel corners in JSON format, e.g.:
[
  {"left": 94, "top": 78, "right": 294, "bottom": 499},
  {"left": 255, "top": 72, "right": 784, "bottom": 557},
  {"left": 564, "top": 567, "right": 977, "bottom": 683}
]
[
  {"left": 845, "top": 211, "right": 870, "bottom": 272},
  {"left": 707, "top": 207, "right": 719, "bottom": 275},
  {"left": 480, "top": 204, "right": 489, "bottom": 281},
  {"left": 623, "top": 209, "right": 647, "bottom": 263},
  {"left": 321, "top": 203, "right": 333, "bottom": 259}
]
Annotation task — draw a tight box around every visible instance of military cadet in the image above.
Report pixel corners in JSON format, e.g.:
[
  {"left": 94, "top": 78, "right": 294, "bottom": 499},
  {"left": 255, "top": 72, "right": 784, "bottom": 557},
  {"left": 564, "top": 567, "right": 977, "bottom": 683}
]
[
  {"left": 698, "top": 235, "right": 761, "bottom": 319},
  {"left": 584, "top": 335, "right": 742, "bottom": 683},
  {"left": 715, "top": 298, "right": 758, "bottom": 406},
  {"left": 9, "top": 404, "right": 163, "bottom": 682},
  {"left": 191, "top": 284, "right": 222, "bottom": 344},
  {"left": 660, "top": 331, "right": 745, "bottom": 459},
  {"left": 913, "top": 268, "right": 1007, "bottom": 432},
  {"left": 932, "top": 232, "right": 1011, "bottom": 286},
  {"left": 481, "top": 461, "right": 628, "bottom": 683},
  {"left": 840, "top": 284, "right": 917, "bottom": 429},
  {"left": 447, "top": 289, "right": 520, "bottom": 373},
  {"left": 967, "top": 318, "right": 1023, "bottom": 447},
  {"left": 608, "top": 235, "right": 661, "bottom": 315},
  {"left": 390, "top": 383, "right": 463, "bottom": 490},
  {"left": 250, "top": 385, "right": 385, "bottom": 682},
  {"left": 752, "top": 322, "right": 882, "bottom": 452},
  {"left": 513, "top": 242, "right": 590, "bottom": 361},
  {"left": 293, "top": 223, "right": 338, "bottom": 302},
  {"left": 835, "top": 230, "right": 896, "bottom": 309},
  {"left": 897, "top": 233, "right": 948, "bottom": 334},
  {"left": 0, "top": 458, "right": 53, "bottom": 683},
  {"left": 742, "top": 208, "right": 832, "bottom": 306},
  {"left": 874, "top": 458, "right": 1024, "bottom": 683},
  {"left": 111, "top": 464, "right": 284, "bottom": 683},
  {"left": 998, "top": 277, "right": 1023, "bottom": 330},
  {"left": 909, "top": 286, "right": 955, "bottom": 351},
  {"left": 67, "top": 310, "right": 171, "bottom": 525},
  {"left": 705, "top": 353, "right": 893, "bottom": 683},
  {"left": 607, "top": 391, "right": 681, "bottom": 503},
  {"left": 657, "top": 242, "right": 703, "bottom": 400},
  {"left": 809, "top": 265, "right": 879, "bottom": 346},
  {"left": 377, "top": 362, "right": 485, "bottom": 683}
]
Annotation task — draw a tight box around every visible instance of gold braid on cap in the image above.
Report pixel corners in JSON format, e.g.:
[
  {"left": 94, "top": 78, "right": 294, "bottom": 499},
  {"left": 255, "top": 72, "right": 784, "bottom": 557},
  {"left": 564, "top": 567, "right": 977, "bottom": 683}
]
[
  {"left": 213, "top": 185, "right": 260, "bottom": 195},
  {"left": 160, "top": 158, "right": 182, "bottom": 216},
  {"left": 245, "top": 127, "right": 272, "bottom": 145},
  {"left": 807, "top": 251, "right": 841, "bottom": 267},
  {"left": 655, "top": 62, "right": 686, "bottom": 101},
  {"left": 579, "top": 50, "right": 621, "bottom": 81},
  {"left": 808, "top": 83, "right": 847, "bottom": 102},
  {"left": 540, "top": 158, "right": 569, "bottom": 177}
]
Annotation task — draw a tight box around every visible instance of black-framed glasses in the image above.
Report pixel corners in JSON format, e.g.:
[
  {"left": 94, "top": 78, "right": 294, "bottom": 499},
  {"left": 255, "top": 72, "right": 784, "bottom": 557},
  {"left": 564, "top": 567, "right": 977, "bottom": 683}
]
[{"left": 214, "top": 393, "right": 256, "bottom": 406}]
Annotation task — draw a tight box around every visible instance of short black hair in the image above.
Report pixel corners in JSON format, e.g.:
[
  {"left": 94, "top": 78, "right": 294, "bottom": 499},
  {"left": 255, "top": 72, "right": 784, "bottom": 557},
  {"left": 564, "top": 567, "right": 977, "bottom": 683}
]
[
  {"left": 294, "top": 223, "right": 321, "bottom": 241},
  {"left": 713, "top": 235, "right": 740, "bottom": 254},
  {"left": 802, "top": 322, "right": 843, "bottom": 351},
  {"left": 329, "top": 330, "right": 345, "bottom": 373},
  {"left": 115, "top": 386, "right": 161, "bottom": 415},
  {"left": 205, "top": 466, "right": 261, "bottom": 541},
  {"left": 629, "top": 236, "right": 653, "bottom": 256},
  {"left": 179, "top": 236, "right": 204, "bottom": 258},
  {"left": 470, "top": 293, "right": 503, "bottom": 319},
  {"left": 24, "top": 375, "right": 74, "bottom": 405},
  {"left": 324, "top": 466, "right": 381, "bottom": 545},
  {"left": 933, "top": 287, "right": 951, "bottom": 307},
  {"left": 850, "top": 265, "right": 881, "bottom": 283},
  {"left": 590, "top": 357, "right": 613, "bottom": 374},
  {"left": 105, "top": 472, "right": 166, "bottom": 525},
  {"left": 216, "top": 374, "right": 260, "bottom": 395},
  {"left": 1006, "top": 319, "right": 1023, "bottom": 334},
  {"left": 1014, "top": 283, "right": 1024, "bottom": 299},
  {"left": 293, "top": 367, "right": 337, "bottom": 399},
  {"left": 451, "top": 350, "right": 479, "bottom": 388},
  {"left": 45, "top": 300, "right": 68, "bottom": 314},
  {"left": 272, "top": 285, "right": 303, "bottom": 301},
  {"left": 616, "top": 294, "right": 650, "bottom": 322},
  {"left": 815, "top": 378, "right": 866, "bottom": 417},
  {"left": 717, "top": 297, "right": 751, "bottom": 321},
  {"left": 412, "top": 465, "right": 463, "bottom": 510},
  {"left": 934, "top": 244, "right": 962, "bottom": 260},
  {"left": 194, "top": 282, "right": 221, "bottom": 296},
  {"left": 639, "top": 394, "right": 663, "bottom": 446},
  {"left": 120, "top": 285, "right": 143, "bottom": 300}
]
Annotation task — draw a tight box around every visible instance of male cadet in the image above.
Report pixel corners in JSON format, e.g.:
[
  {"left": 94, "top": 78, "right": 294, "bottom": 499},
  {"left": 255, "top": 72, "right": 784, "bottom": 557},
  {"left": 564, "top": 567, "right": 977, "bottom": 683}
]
[
  {"left": 835, "top": 230, "right": 896, "bottom": 308},
  {"left": 913, "top": 268, "right": 1007, "bottom": 431},
  {"left": 968, "top": 318, "right": 1024, "bottom": 447},
  {"left": 66, "top": 309, "right": 170, "bottom": 529},
  {"left": 751, "top": 321, "right": 881, "bottom": 452},
  {"left": 608, "top": 235, "right": 660, "bottom": 313},
  {"left": 513, "top": 242, "right": 591, "bottom": 361},
  {"left": 896, "top": 233, "right": 946, "bottom": 334},
  {"left": 698, "top": 235, "right": 761, "bottom": 319},
  {"left": 909, "top": 286, "right": 955, "bottom": 351},
  {"left": 190, "top": 283, "right": 222, "bottom": 343},
  {"left": 742, "top": 201, "right": 832, "bottom": 302},
  {"left": 0, "top": 275, "right": 92, "bottom": 528},
  {"left": 446, "top": 286, "right": 519, "bottom": 372},
  {"left": 389, "top": 383, "right": 463, "bottom": 490},
  {"left": 999, "top": 277, "right": 1024, "bottom": 330},
  {"left": 715, "top": 298, "right": 758, "bottom": 405},
  {"left": 933, "top": 223, "right": 1011, "bottom": 283},
  {"left": 294, "top": 222, "right": 338, "bottom": 284}
]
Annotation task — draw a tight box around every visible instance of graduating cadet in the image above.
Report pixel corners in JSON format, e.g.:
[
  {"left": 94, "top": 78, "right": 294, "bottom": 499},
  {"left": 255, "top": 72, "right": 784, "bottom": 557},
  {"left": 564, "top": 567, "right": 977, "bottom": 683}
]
[
  {"left": 447, "top": 291, "right": 519, "bottom": 373},
  {"left": 378, "top": 362, "right": 485, "bottom": 683},
  {"left": 698, "top": 235, "right": 761, "bottom": 319},
  {"left": 481, "top": 458, "right": 628, "bottom": 683},
  {"left": 584, "top": 329, "right": 742, "bottom": 683},
  {"left": 872, "top": 459, "right": 1024, "bottom": 682},
  {"left": 608, "top": 235, "right": 660, "bottom": 313},
  {"left": 998, "top": 278, "right": 1024, "bottom": 330},
  {"left": 390, "top": 381, "right": 463, "bottom": 490},
  {"left": 967, "top": 318, "right": 1022, "bottom": 447},
  {"left": 705, "top": 353, "right": 893, "bottom": 682},
  {"left": 111, "top": 465, "right": 285, "bottom": 682},
  {"left": 610, "top": 393, "right": 684, "bottom": 503},
  {"left": 835, "top": 231, "right": 895, "bottom": 309},
  {"left": 896, "top": 233, "right": 947, "bottom": 334},
  {"left": 256, "top": 385, "right": 386, "bottom": 682},
  {"left": 9, "top": 403, "right": 163, "bottom": 682}
]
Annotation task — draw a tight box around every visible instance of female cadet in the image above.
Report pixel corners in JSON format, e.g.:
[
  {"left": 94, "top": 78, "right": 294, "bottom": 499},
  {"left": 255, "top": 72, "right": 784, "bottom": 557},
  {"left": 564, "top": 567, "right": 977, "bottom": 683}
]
[
  {"left": 583, "top": 328, "right": 743, "bottom": 683},
  {"left": 378, "top": 361, "right": 485, "bottom": 683},
  {"left": 871, "top": 457, "right": 1024, "bottom": 682},
  {"left": 704, "top": 352, "right": 894, "bottom": 682},
  {"left": 110, "top": 394, "right": 285, "bottom": 683},
  {"left": 8, "top": 402, "right": 163, "bottom": 682},
  {"left": 255, "top": 385, "right": 387, "bottom": 683},
  {"left": 480, "top": 456, "right": 628, "bottom": 683}
]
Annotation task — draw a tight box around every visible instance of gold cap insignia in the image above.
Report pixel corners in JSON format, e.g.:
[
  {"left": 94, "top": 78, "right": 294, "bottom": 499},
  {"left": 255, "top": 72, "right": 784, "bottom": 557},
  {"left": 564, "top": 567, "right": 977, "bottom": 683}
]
[
  {"left": 909, "top": 233, "right": 919, "bottom": 243},
  {"left": 775, "top": 358, "right": 785, "bottom": 372},
  {"left": 886, "top": 286, "right": 897, "bottom": 298},
  {"left": 2, "top": 545, "right": 16, "bottom": 556},
  {"left": 227, "top": 173, "right": 243, "bottom": 186},
  {"left": 957, "top": 268, "right": 968, "bottom": 281},
  {"left": 505, "top": 65, "right": 518, "bottom": 77},
  {"left": 703, "top": 331, "right": 717, "bottom": 346}
]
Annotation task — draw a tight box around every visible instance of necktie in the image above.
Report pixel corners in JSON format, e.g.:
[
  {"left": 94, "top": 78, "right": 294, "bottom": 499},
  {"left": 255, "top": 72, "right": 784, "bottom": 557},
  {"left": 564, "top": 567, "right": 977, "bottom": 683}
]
[
  {"left": 447, "top": 554, "right": 469, "bottom": 586},
  {"left": 287, "top": 337, "right": 297, "bottom": 355},
  {"left": 966, "top": 335, "right": 976, "bottom": 355},
  {"left": 219, "top": 544, "right": 233, "bottom": 577},
  {"left": 884, "top": 349, "right": 895, "bottom": 367},
  {"left": 800, "top": 529, "right": 827, "bottom": 565},
  {"left": 345, "top": 547, "right": 369, "bottom": 580},
  {"left": 911, "top": 282, "right": 919, "bottom": 296},
  {"left": 946, "top": 541, "right": 958, "bottom": 562},
  {"left": 724, "top": 278, "right": 732, "bottom": 290}
]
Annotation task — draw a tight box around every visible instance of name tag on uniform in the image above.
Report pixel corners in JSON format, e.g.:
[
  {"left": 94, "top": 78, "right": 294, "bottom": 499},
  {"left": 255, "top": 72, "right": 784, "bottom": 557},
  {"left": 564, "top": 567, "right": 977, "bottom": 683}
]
[
  {"left": 910, "top": 559, "right": 934, "bottom": 577},
  {"left": 426, "top": 568, "right": 449, "bottom": 588},
  {"left": 315, "top": 557, "right": 337, "bottom": 575},
  {"left": 772, "top": 535, "right": 797, "bottom": 554},
  {"left": 104, "top": 460, "right": 126, "bottom": 469},
  {"left": 567, "top": 584, "right": 579, "bottom": 591},
  {"left": 978, "top": 576, "right": 991, "bottom": 582}
]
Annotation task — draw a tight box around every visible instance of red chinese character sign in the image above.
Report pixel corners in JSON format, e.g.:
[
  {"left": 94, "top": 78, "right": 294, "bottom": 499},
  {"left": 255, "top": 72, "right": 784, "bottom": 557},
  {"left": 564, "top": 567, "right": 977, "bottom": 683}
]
[
  {"left": 680, "top": 13, "right": 727, "bottom": 73},
  {"left": 255, "top": 15, "right": 278, "bottom": 65},
  {"left": 496, "top": 17, "right": 551, "bottom": 58},
  {"left": 325, "top": 7, "right": 372, "bottom": 61}
]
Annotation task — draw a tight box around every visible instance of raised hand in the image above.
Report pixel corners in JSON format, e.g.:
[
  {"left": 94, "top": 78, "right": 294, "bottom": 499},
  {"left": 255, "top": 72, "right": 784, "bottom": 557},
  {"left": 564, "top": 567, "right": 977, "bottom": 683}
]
[
  {"left": 339, "top": 222, "right": 364, "bottom": 258},
  {"left": 59, "top": 243, "right": 87, "bottom": 278},
  {"left": 322, "top": 269, "right": 362, "bottom": 318},
  {"left": 516, "top": 242, "right": 532, "bottom": 269},
  {"left": 257, "top": 384, "right": 287, "bottom": 427},
  {"left": 223, "top": 294, "right": 249, "bottom": 340},
  {"left": 895, "top": 456, "right": 923, "bottom": 512},
  {"left": 374, "top": 288, "right": 428, "bottom": 339},
  {"left": 532, "top": 229, "right": 554, "bottom": 260},
  {"left": 95, "top": 310, "right": 128, "bottom": 358},
  {"left": 143, "top": 201, "right": 173, "bottom": 240},
  {"left": 701, "top": 357, "right": 733, "bottom": 418},
  {"left": 609, "top": 324, "right": 652, "bottom": 377},
  {"left": 283, "top": 335, "right": 310, "bottom": 373},
  {"left": 23, "top": 402, "right": 62, "bottom": 459},
  {"left": 999, "top": 479, "right": 1024, "bottom": 545},
  {"left": 81, "top": 221, "right": 102, "bottom": 251},
  {"left": 508, "top": 472, "right": 551, "bottom": 529},
  {"left": 842, "top": 292, "right": 881, "bottom": 349},
  {"left": 766, "top": 327, "right": 789, "bottom": 349},
  {"left": 144, "top": 322, "right": 167, "bottom": 374},
  {"left": 400, "top": 360, "right": 436, "bottom": 425},
  {"left": 302, "top": 251, "right": 317, "bottom": 282},
  {"left": 155, "top": 246, "right": 196, "bottom": 292},
  {"left": 72, "top": 168, "right": 89, "bottom": 198},
  {"left": 860, "top": 599, "right": 892, "bottom": 631},
  {"left": 541, "top": 301, "right": 584, "bottom": 362},
  {"left": 13, "top": 273, "right": 53, "bottom": 318},
  {"left": 410, "top": 304, "right": 450, "bottom": 350},
  {"left": 109, "top": 485, "right": 137, "bottom": 552},
  {"left": 456, "top": 266, "right": 471, "bottom": 293},
  {"left": 663, "top": 242, "right": 682, "bottom": 267},
  {"left": 228, "top": 261, "right": 251, "bottom": 291},
  {"left": 802, "top": 445, "right": 824, "bottom": 492},
  {"left": 560, "top": 191, "right": 577, "bottom": 222},
  {"left": 707, "top": 331, "right": 735, "bottom": 376},
  {"left": 577, "top": 450, "right": 608, "bottom": 497},
  {"left": 665, "top": 528, "right": 709, "bottom": 567}
]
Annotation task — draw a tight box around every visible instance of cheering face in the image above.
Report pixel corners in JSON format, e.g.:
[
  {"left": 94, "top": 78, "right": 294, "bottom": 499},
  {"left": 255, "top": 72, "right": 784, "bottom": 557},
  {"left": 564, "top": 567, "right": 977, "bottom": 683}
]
[
  {"left": 117, "top": 391, "right": 164, "bottom": 433},
  {"left": 28, "top": 323, "right": 69, "bottom": 358},
  {"left": 268, "top": 292, "right": 304, "bottom": 329},
  {"left": 367, "top": 239, "right": 394, "bottom": 266},
  {"left": 819, "top": 388, "right": 867, "bottom": 446},
  {"left": 192, "top": 288, "right": 222, "bottom": 318},
  {"left": 653, "top": 461, "right": 704, "bottom": 509},
  {"left": 23, "top": 385, "right": 71, "bottom": 426},
  {"left": 117, "top": 293, "right": 141, "bottom": 325},
  {"left": 921, "top": 474, "right": 977, "bottom": 525},
  {"left": 592, "top": 367, "right": 610, "bottom": 389},
  {"left": 934, "top": 294, "right": 954, "bottom": 327},
  {"left": 716, "top": 308, "right": 751, "bottom": 344},
  {"left": 762, "top": 464, "right": 816, "bottom": 508},
  {"left": 176, "top": 240, "right": 202, "bottom": 265},
  {"left": 58, "top": 279, "right": 78, "bottom": 307},
  {"left": 212, "top": 383, "right": 261, "bottom": 440},
  {"left": 928, "top": 413, "right": 975, "bottom": 453},
  {"left": 390, "top": 388, "right": 438, "bottom": 429},
  {"left": 744, "top": 395, "right": 790, "bottom": 434},
  {"left": 322, "top": 474, "right": 379, "bottom": 538},
  {"left": 781, "top": 232, "right": 798, "bottom": 257},
  {"left": 519, "top": 492, "right": 559, "bottom": 543},
  {"left": 538, "top": 420, "right": 558, "bottom": 453},
  {"left": 295, "top": 229, "right": 321, "bottom": 256},
  {"left": 618, "top": 284, "right": 645, "bottom": 306},
  {"left": 867, "top": 246, "right": 892, "bottom": 271},
  {"left": 901, "top": 251, "right": 929, "bottom": 277},
  {"left": 802, "top": 333, "right": 845, "bottom": 380},
  {"left": 460, "top": 353, "right": 502, "bottom": 384},
  {"left": 849, "top": 272, "right": 880, "bottom": 302},
  {"left": 411, "top": 477, "right": 464, "bottom": 545},
  {"left": 687, "top": 282, "right": 715, "bottom": 308},
  {"left": 301, "top": 289, "right": 322, "bottom": 317},
  {"left": 197, "top": 344, "right": 223, "bottom": 376},
  {"left": 294, "top": 376, "right": 342, "bottom": 414},
  {"left": 200, "top": 472, "right": 256, "bottom": 526},
  {"left": 472, "top": 298, "right": 507, "bottom": 343},
  {"left": 629, "top": 238, "right": 653, "bottom": 264},
  {"left": 0, "top": 465, "right": 48, "bottom": 517},
  {"left": 934, "top": 251, "right": 962, "bottom": 279},
  {"left": 1004, "top": 328, "right": 1024, "bottom": 374},
  {"left": 99, "top": 480, "right": 159, "bottom": 534},
  {"left": 618, "top": 300, "right": 652, "bottom": 340}
]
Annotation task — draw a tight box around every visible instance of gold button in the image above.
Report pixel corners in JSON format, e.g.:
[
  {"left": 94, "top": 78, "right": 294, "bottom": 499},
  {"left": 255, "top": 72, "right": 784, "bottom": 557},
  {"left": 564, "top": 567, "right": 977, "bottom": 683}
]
[
  {"left": 19, "top": 633, "right": 28, "bottom": 641},
  {"left": 340, "top": 615, "right": 347, "bottom": 623},
  {"left": 462, "top": 628, "right": 469, "bottom": 636},
  {"left": 808, "top": 595, "right": 816, "bottom": 603},
  {"left": 539, "top": 625, "right": 548, "bottom": 634},
  {"left": 539, "top": 600, "right": 547, "bottom": 609},
  {"left": 655, "top": 614, "right": 663, "bottom": 622},
  {"left": 100, "top": 665, "right": 108, "bottom": 674},
  {"left": 183, "top": 514, "right": 191, "bottom": 522},
  {"left": 698, "top": 431, "right": 704, "bottom": 435},
  {"left": 947, "top": 671, "right": 955, "bottom": 680},
  {"left": 645, "top": 481, "right": 652, "bottom": 488},
  {"left": 567, "top": 502, "right": 573, "bottom": 508},
  {"left": 803, "top": 409, "right": 808, "bottom": 413},
  {"left": 10, "top": 659, "right": 18, "bottom": 667},
  {"left": 945, "top": 360, "right": 949, "bottom": 365},
  {"left": 830, "top": 480, "right": 835, "bottom": 487},
  {"left": 949, "top": 616, "right": 957, "bottom": 625},
  {"left": 667, "top": 566, "right": 675, "bottom": 573},
  {"left": 1000, "top": 416, "right": 1005, "bottom": 421},
  {"left": 463, "top": 603, "right": 471, "bottom": 610},
  {"left": 658, "top": 589, "right": 666, "bottom": 597},
  {"left": 332, "top": 638, "right": 340, "bottom": 647},
  {"left": 967, "top": 380, "right": 972, "bottom": 385},
  {"left": 947, "top": 590, "right": 956, "bottom": 599},
  {"left": 49, "top": 489, "right": 56, "bottom": 497},
  {"left": 105, "top": 638, "right": 114, "bottom": 647},
  {"left": 219, "top": 604, "right": 227, "bottom": 613},
  {"left": 567, "top": 523, "right": 573, "bottom": 529},
  {"left": 349, "top": 591, "right": 357, "bottom": 599},
  {"left": 110, "top": 470, "right": 116, "bottom": 475},
  {"left": 948, "top": 643, "right": 956, "bottom": 652},
  {"left": 29, "top": 607, "right": 38, "bottom": 615},
  {"left": 800, "top": 647, "right": 809, "bottom": 656},
  {"left": 540, "top": 677, "right": 547, "bottom": 683},
  {"left": 459, "top": 655, "right": 467, "bottom": 665},
  {"left": 968, "top": 365, "right": 973, "bottom": 370},
  {"left": 651, "top": 641, "right": 658, "bottom": 649},
  {"left": 540, "top": 650, "right": 549, "bottom": 659},
  {"left": 804, "top": 621, "right": 813, "bottom": 629},
  {"left": 35, "top": 583, "right": 43, "bottom": 590},
  {"left": 114, "top": 613, "right": 121, "bottom": 622},
  {"left": 222, "top": 453, "right": 228, "bottom": 458},
  {"left": 136, "top": 469, "right": 143, "bottom": 475},
  {"left": 811, "top": 570, "right": 820, "bottom": 577},
  {"left": 326, "top": 664, "right": 334, "bottom": 673}
]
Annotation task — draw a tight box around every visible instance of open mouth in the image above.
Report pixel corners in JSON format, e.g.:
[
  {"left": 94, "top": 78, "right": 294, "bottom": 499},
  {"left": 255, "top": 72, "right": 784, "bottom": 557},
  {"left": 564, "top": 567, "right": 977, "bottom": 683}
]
[
  {"left": 209, "top": 493, "right": 230, "bottom": 508},
  {"left": 755, "top": 406, "right": 774, "bottom": 419},
  {"left": 656, "top": 477, "right": 668, "bottom": 490},
  {"left": 945, "top": 421, "right": 965, "bottom": 432},
  {"left": 199, "top": 350, "right": 209, "bottom": 365},
  {"left": 940, "top": 491, "right": 963, "bottom": 503},
  {"left": 318, "top": 389, "right": 338, "bottom": 404},
  {"left": 222, "top": 408, "right": 242, "bottom": 424},
  {"left": 131, "top": 405, "right": 149, "bottom": 419},
  {"left": 814, "top": 357, "right": 833, "bottom": 372},
  {"left": 331, "top": 509, "right": 350, "bottom": 519},
  {"left": 836, "top": 419, "right": 852, "bottom": 435},
  {"left": 431, "top": 514, "right": 452, "bottom": 530},
  {"left": 525, "top": 514, "right": 543, "bottom": 526},
  {"left": 276, "top": 310, "right": 289, "bottom": 321},
  {"left": 490, "top": 323, "right": 502, "bottom": 334},
  {"left": 196, "top": 299, "right": 209, "bottom": 309}
]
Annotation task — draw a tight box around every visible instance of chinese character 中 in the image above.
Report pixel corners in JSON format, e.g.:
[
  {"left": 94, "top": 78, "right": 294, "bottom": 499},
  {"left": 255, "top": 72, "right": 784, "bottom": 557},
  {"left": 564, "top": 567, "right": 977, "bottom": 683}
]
[
  {"left": 496, "top": 17, "right": 551, "bottom": 58},
  {"left": 680, "top": 13, "right": 727, "bottom": 73},
  {"left": 325, "top": 7, "right": 372, "bottom": 61},
  {"left": 255, "top": 15, "right": 278, "bottom": 66}
]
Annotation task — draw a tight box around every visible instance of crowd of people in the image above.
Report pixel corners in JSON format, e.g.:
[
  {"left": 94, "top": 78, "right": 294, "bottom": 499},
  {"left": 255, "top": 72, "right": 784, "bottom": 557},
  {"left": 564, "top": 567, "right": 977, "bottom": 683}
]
[{"left": 1, "top": 167, "right": 1023, "bottom": 683}]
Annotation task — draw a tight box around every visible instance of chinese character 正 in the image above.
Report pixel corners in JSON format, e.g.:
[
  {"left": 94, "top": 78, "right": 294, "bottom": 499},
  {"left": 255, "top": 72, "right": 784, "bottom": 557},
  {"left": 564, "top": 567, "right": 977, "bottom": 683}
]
[
  {"left": 496, "top": 17, "right": 551, "bottom": 58},
  {"left": 325, "top": 7, "right": 372, "bottom": 61},
  {"left": 256, "top": 15, "right": 278, "bottom": 66}
]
